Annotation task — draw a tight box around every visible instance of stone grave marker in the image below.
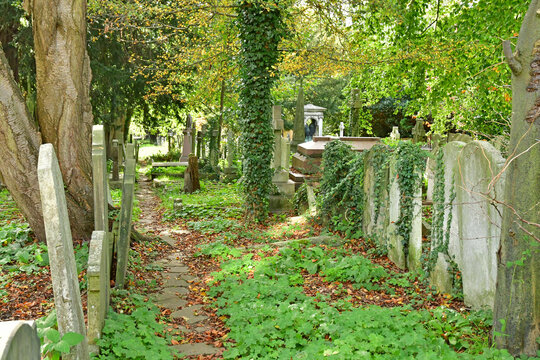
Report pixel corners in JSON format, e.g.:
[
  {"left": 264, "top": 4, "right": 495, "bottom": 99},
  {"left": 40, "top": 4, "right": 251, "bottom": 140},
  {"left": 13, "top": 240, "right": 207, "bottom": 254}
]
[
  {"left": 339, "top": 122, "right": 345, "bottom": 137},
  {"left": 87, "top": 231, "right": 107, "bottom": 353},
  {"left": 0, "top": 320, "right": 40, "bottom": 360},
  {"left": 292, "top": 82, "right": 305, "bottom": 152},
  {"left": 180, "top": 115, "right": 193, "bottom": 163},
  {"left": 456, "top": 141, "right": 505, "bottom": 309},
  {"left": 386, "top": 153, "right": 422, "bottom": 270},
  {"left": 412, "top": 119, "right": 426, "bottom": 143},
  {"left": 37, "top": 144, "right": 89, "bottom": 360},
  {"left": 115, "top": 143, "right": 137, "bottom": 289},
  {"left": 390, "top": 126, "right": 400, "bottom": 140}
]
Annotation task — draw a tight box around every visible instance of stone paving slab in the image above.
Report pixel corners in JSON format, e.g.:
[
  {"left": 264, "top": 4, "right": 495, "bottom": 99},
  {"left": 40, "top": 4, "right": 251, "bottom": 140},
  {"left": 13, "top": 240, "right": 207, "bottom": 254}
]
[
  {"left": 173, "top": 343, "right": 220, "bottom": 356},
  {"left": 155, "top": 297, "right": 187, "bottom": 310},
  {"left": 166, "top": 266, "right": 190, "bottom": 274},
  {"left": 170, "top": 305, "right": 203, "bottom": 320},
  {"left": 162, "top": 278, "right": 189, "bottom": 288}
]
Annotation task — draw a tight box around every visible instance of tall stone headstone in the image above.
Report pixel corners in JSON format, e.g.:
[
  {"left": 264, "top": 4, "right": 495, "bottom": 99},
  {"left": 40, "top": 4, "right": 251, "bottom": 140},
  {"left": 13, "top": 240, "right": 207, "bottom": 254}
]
[
  {"left": 196, "top": 131, "right": 203, "bottom": 159},
  {"left": 90, "top": 126, "right": 110, "bottom": 343},
  {"left": 87, "top": 231, "right": 107, "bottom": 353},
  {"left": 291, "top": 81, "right": 305, "bottom": 152},
  {"left": 270, "top": 106, "right": 295, "bottom": 212},
  {"left": 339, "top": 122, "right": 345, "bottom": 137},
  {"left": 201, "top": 124, "right": 208, "bottom": 160},
  {"left": 349, "top": 88, "right": 361, "bottom": 136},
  {"left": 386, "top": 154, "right": 422, "bottom": 271},
  {"left": 180, "top": 115, "right": 193, "bottom": 163},
  {"left": 37, "top": 144, "right": 89, "bottom": 360},
  {"left": 115, "top": 144, "right": 137, "bottom": 289},
  {"left": 412, "top": 119, "right": 426, "bottom": 143},
  {"left": 456, "top": 141, "right": 505, "bottom": 309},
  {"left": 209, "top": 129, "right": 219, "bottom": 170},
  {"left": 111, "top": 139, "right": 120, "bottom": 181},
  {"left": 0, "top": 321, "right": 40, "bottom": 360}
]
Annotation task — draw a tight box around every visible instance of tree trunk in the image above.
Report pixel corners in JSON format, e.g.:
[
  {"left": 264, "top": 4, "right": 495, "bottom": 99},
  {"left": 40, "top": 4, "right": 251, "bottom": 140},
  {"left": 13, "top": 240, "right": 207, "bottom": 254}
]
[
  {"left": 30, "top": 0, "right": 94, "bottom": 240},
  {"left": 183, "top": 154, "right": 200, "bottom": 194},
  {"left": 0, "top": 48, "right": 45, "bottom": 241},
  {"left": 493, "top": 1, "right": 540, "bottom": 356}
]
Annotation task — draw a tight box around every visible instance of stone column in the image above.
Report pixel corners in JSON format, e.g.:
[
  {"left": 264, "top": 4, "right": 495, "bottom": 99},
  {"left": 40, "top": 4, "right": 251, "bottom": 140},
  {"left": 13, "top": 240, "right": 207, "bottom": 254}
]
[
  {"left": 196, "top": 131, "right": 203, "bottom": 159},
  {"left": 180, "top": 115, "right": 194, "bottom": 163},
  {"left": 115, "top": 143, "right": 136, "bottom": 289},
  {"left": 87, "top": 231, "right": 107, "bottom": 354},
  {"left": 111, "top": 139, "right": 119, "bottom": 181},
  {"left": 339, "top": 122, "right": 344, "bottom": 137},
  {"left": 37, "top": 144, "right": 89, "bottom": 360}
]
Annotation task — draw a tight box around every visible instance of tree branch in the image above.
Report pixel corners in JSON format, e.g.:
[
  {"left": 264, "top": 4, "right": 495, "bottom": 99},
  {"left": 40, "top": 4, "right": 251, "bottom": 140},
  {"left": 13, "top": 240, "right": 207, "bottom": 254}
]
[{"left": 503, "top": 40, "right": 523, "bottom": 75}]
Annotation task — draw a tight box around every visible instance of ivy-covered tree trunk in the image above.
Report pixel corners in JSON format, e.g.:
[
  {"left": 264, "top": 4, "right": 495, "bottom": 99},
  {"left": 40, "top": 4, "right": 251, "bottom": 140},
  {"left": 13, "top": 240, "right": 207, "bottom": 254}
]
[
  {"left": 493, "top": 0, "right": 540, "bottom": 356},
  {"left": 236, "top": 0, "right": 285, "bottom": 221}
]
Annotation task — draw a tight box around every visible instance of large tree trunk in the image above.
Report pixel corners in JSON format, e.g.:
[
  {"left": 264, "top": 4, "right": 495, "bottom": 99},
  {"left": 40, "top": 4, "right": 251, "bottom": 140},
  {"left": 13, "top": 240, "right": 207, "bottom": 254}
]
[
  {"left": 0, "top": 48, "right": 44, "bottom": 241},
  {"left": 0, "top": 0, "right": 94, "bottom": 241},
  {"left": 30, "top": 0, "right": 94, "bottom": 239},
  {"left": 493, "top": 0, "right": 540, "bottom": 356}
]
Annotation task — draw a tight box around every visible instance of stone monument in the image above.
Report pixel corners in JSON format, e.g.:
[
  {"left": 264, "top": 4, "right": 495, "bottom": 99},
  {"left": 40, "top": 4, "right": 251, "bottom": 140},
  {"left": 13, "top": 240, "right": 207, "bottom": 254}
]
[
  {"left": 180, "top": 115, "right": 193, "bottom": 163},
  {"left": 37, "top": 144, "right": 89, "bottom": 360},
  {"left": 412, "top": 119, "right": 426, "bottom": 143},
  {"left": 291, "top": 81, "right": 305, "bottom": 152},
  {"left": 390, "top": 126, "right": 400, "bottom": 140}
]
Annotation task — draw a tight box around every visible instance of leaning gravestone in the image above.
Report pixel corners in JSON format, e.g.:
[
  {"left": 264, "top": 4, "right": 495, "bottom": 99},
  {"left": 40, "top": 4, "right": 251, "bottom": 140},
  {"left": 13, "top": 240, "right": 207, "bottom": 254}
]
[
  {"left": 0, "top": 320, "right": 40, "bottom": 360},
  {"left": 87, "top": 231, "right": 107, "bottom": 354},
  {"left": 37, "top": 144, "right": 89, "bottom": 360},
  {"left": 362, "top": 148, "right": 390, "bottom": 243},
  {"left": 456, "top": 141, "right": 506, "bottom": 309},
  {"left": 115, "top": 144, "right": 137, "bottom": 289}
]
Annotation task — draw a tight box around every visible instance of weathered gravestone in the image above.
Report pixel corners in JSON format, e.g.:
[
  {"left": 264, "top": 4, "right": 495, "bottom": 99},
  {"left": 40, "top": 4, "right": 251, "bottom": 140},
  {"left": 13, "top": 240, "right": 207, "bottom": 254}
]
[
  {"left": 87, "top": 231, "right": 107, "bottom": 353},
  {"left": 115, "top": 144, "right": 137, "bottom": 289},
  {"left": 0, "top": 320, "right": 40, "bottom": 360},
  {"left": 362, "top": 148, "right": 390, "bottom": 244},
  {"left": 37, "top": 144, "right": 89, "bottom": 360},
  {"left": 386, "top": 153, "right": 422, "bottom": 271},
  {"left": 412, "top": 119, "right": 426, "bottom": 143},
  {"left": 390, "top": 126, "right": 400, "bottom": 140},
  {"left": 180, "top": 115, "right": 193, "bottom": 163},
  {"left": 456, "top": 141, "right": 506, "bottom": 309},
  {"left": 270, "top": 106, "right": 295, "bottom": 212}
]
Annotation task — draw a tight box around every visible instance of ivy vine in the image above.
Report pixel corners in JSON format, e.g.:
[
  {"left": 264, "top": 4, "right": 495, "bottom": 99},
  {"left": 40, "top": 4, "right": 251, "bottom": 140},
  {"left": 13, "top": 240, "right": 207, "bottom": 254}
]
[
  {"left": 236, "top": 0, "right": 286, "bottom": 221},
  {"left": 394, "top": 141, "right": 427, "bottom": 260},
  {"left": 370, "top": 144, "right": 390, "bottom": 224},
  {"left": 426, "top": 148, "right": 462, "bottom": 295},
  {"left": 320, "top": 140, "right": 365, "bottom": 238}
]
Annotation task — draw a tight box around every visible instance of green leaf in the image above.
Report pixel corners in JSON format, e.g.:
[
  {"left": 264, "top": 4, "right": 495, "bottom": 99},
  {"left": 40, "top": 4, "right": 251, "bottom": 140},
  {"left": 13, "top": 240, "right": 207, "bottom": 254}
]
[
  {"left": 62, "top": 332, "right": 84, "bottom": 346},
  {"left": 45, "top": 328, "right": 61, "bottom": 343}
]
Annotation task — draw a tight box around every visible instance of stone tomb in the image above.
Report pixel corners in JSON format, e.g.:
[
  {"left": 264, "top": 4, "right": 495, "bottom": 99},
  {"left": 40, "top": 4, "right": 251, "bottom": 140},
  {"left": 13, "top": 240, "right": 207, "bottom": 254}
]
[
  {"left": 87, "top": 231, "right": 107, "bottom": 353},
  {"left": 37, "top": 144, "right": 89, "bottom": 360},
  {"left": 290, "top": 136, "right": 380, "bottom": 186}
]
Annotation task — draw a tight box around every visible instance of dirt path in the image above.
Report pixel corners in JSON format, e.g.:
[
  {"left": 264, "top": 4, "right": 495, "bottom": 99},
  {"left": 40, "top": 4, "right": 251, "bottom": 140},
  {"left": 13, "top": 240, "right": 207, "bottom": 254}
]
[{"left": 134, "top": 175, "right": 223, "bottom": 359}]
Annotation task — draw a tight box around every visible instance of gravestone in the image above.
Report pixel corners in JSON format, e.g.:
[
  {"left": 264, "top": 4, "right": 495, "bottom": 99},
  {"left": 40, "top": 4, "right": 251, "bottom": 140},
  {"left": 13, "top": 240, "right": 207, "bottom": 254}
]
[
  {"left": 412, "top": 119, "right": 426, "bottom": 143},
  {"left": 201, "top": 124, "right": 208, "bottom": 160},
  {"left": 37, "top": 144, "right": 89, "bottom": 360},
  {"left": 224, "top": 130, "right": 237, "bottom": 178},
  {"left": 209, "top": 129, "right": 219, "bottom": 170},
  {"left": 115, "top": 143, "right": 137, "bottom": 289},
  {"left": 191, "top": 122, "right": 197, "bottom": 158},
  {"left": 455, "top": 141, "right": 505, "bottom": 309},
  {"left": 339, "top": 122, "right": 345, "bottom": 137},
  {"left": 196, "top": 131, "right": 203, "bottom": 159},
  {"left": 270, "top": 106, "right": 295, "bottom": 212},
  {"left": 87, "top": 231, "right": 107, "bottom": 353},
  {"left": 291, "top": 82, "right": 305, "bottom": 152},
  {"left": 390, "top": 126, "right": 400, "bottom": 140},
  {"left": 386, "top": 154, "right": 422, "bottom": 271},
  {"left": 0, "top": 320, "right": 40, "bottom": 360},
  {"left": 349, "top": 88, "right": 361, "bottom": 136},
  {"left": 90, "top": 126, "right": 110, "bottom": 339},
  {"left": 180, "top": 115, "right": 193, "bottom": 163},
  {"left": 362, "top": 148, "right": 390, "bottom": 243}
]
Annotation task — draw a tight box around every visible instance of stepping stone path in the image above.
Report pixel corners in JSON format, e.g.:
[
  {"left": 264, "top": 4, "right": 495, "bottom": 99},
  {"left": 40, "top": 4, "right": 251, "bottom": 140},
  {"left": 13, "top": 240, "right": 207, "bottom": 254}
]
[{"left": 135, "top": 173, "right": 221, "bottom": 358}]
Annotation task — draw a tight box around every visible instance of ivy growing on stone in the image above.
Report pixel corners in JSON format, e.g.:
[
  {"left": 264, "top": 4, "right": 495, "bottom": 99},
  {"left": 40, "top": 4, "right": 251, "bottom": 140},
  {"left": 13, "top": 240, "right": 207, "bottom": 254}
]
[
  {"left": 235, "top": 0, "right": 287, "bottom": 221},
  {"left": 320, "top": 140, "right": 365, "bottom": 238},
  {"left": 370, "top": 144, "right": 391, "bottom": 225},
  {"left": 395, "top": 141, "right": 427, "bottom": 259}
]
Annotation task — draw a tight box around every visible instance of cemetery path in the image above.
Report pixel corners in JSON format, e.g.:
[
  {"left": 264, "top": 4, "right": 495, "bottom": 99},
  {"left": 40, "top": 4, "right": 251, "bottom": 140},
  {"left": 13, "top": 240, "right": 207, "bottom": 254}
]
[{"left": 134, "top": 175, "right": 224, "bottom": 359}]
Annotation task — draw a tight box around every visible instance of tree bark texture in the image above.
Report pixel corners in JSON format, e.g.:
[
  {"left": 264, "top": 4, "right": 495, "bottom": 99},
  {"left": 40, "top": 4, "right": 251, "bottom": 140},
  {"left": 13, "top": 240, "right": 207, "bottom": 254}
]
[
  {"left": 493, "top": 0, "right": 540, "bottom": 356},
  {"left": 184, "top": 154, "right": 200, "bottom": 194},
  {"left": 30, "top": 0, "right": 94, "bottom": 239},
  {"left": 0, "top": 47, "right": 45, "bottom": 241}
]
